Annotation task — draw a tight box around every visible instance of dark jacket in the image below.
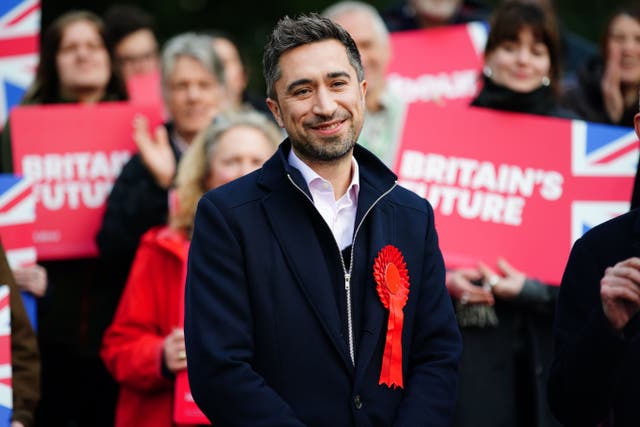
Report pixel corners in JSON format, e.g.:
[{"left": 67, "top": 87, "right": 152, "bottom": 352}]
[
  {"left": 549, "top": 208, "right": 640, "bottom": 427},
  {"left": 560, "top": 56, "right": 638, "bottom": 128},
  {"left": 0, "top": 242, "right": 40, "bottom": 427},
  {"left": 185, "top": 140, "right": 462, "bottom": 426}
]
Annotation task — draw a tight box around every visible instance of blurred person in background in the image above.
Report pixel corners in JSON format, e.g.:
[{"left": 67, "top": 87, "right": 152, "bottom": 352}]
[
  {"left": 206, "top": 30, "right": 272, "bottom": 116},
  {"left": 103, "top": 4, "right": 160, "bottom": 82},
  {"left": 101, "top": 111, "right": 280, "bottom": 427},
  {"left": 471, "top": 1, "right": 575, "bottom": 118},
  {"left": 93, "top": 32, "right": 228, "bottom": 422},
  {"left": 323, "top": 1, "right": 407, "bottom": 168},
  {"left": 448, "top": 3, "right": 567, "bottom": 426},
  {"left": 561, "top": 5, "right": 640, "bottom": 128},
  {"left": 96, "top": 32, "right": 227, "bottom": 311},
  {"left": 383, "top": 0, "right": 491, "bottom": 32},
  {"left": 0, "top": 10, "right": 127, "bottom": 427}
]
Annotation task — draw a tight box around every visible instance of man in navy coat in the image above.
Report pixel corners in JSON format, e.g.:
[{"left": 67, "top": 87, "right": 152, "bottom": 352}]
[
  {"left": 185, "top": 13, "right": 462, "bottom": 426},
  {"left": 548, "top": 111, "right": 640, "bottom": 426}
]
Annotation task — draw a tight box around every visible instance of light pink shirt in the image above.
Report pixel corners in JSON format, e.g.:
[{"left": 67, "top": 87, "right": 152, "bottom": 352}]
[{"left": 288, "top": 150, "right": 360, "bottom": 251}]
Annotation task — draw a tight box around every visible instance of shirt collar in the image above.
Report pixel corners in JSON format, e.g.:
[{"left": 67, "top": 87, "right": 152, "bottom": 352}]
[{"left": 287, "top": 148, "right": 360, "bottom": 200}]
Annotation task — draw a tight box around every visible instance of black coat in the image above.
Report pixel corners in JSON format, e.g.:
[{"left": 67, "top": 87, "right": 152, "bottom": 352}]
[{"left": 549, "top": 208, "right": 640, "bottom": 426}]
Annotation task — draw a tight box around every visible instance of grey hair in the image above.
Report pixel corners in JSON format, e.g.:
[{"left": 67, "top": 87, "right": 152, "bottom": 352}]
[
  {"left": 161, "top": 32, "right": 225, "bottom": 97},
  {"left": 262, "top": 13, "right": 364, "bottom": 100},
  {"left": 322, "top": 1, "right": 390, "bottom": 43}
]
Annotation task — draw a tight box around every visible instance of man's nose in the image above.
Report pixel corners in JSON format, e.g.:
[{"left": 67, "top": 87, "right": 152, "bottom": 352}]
[{"left": 312, "top": 86, "right": 337, "bottom": 117}]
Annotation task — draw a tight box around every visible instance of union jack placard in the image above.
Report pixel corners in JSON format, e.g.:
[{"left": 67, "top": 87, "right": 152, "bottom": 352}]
[
  {"left": 0, "top": 0, "right": 40, "bottom": 128},
  {"left": 0, "top": 174, "right": 36, "bottom": 329},
  {"left": 0, "top": 285, "right": 12, "bottom": 425}
]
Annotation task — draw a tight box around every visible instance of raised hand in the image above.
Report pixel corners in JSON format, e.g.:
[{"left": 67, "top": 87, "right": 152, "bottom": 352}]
[
  {"left": 133, "top": 115, "right": 176, "bottom": 189},
  {"left": 600, "top": 257, "right": 640, "bottom": 331}
]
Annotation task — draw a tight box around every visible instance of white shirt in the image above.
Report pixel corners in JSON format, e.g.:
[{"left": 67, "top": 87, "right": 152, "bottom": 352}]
[{"left": 288, "top": 150, "right": 360, "bottom": 251}]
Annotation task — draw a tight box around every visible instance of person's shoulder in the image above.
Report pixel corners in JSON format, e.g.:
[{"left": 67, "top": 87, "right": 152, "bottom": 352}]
[
  {"left": 580, "top": 209, "right": 640, "bottom": 247},
  {"left": 201, "top": 168, "right": 265, "bottom": 208},
  {"left": 386, "top": 183, "right": 431, "bottom": 214}
]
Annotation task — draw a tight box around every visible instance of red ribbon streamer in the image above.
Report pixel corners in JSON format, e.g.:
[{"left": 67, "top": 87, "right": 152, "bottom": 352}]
[{"left": 373, "top": 245, "right": 410, "bottom": 389}]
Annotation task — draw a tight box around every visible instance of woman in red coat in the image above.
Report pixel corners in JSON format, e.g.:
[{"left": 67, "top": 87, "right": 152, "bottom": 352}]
[{"left": 100, "top": 110, "right": 280, "bottom": 427}]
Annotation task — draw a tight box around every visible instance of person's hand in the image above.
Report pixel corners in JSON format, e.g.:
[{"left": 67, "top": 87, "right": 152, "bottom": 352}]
[
  {"left": 133, "top": 115, "right": 175, "bottom": 189},
  {"left": 12, "top": 264, "right": 47, "bottom": 297},
  {"left": 600, "top": 257, "right": 640, "bottom": 332},
  {"left": 163, "top": 328, "right": 187, "bottom": 374},
  {"left": 601, "top": 43, "right": 624, "bottom": 123},
  {"left": 11, "top": 421, "right": 25, "bottom": 427},
  {"left": 446, "top": 268, "right": 494, "bottom": 305},
  {"left": 478, "top": 258, "right": 526, "bottom": 301}
]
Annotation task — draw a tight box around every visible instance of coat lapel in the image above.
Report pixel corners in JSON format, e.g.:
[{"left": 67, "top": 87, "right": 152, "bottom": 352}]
[
  {"left": 262, "top": 185, "right": 355, "bottom": 374},
  {"left": 354, "top": 183, "right": 395, "bottom": 386}
]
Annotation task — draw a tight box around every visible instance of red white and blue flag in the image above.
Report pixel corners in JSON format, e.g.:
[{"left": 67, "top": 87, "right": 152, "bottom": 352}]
[
  {"left": 0, "top": 286, "right": 12, "bottom": 425},
  {"left": 0, "top": 174, "right": 37, "bottom": 330},
  {"left": 0, "top": 0, "right": 40, "bottom": 128}
]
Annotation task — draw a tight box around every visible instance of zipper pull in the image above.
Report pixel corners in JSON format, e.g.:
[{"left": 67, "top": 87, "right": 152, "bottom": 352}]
[{"left": 344, "top": 273, "right": 351, "bottom": 291}]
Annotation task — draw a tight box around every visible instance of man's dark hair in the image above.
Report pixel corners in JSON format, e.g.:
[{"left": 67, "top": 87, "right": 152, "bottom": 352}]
[
  {"left": 103, "top": 4, "right": 157, "bottom": 55},
  {"left": 263, "top": 13, "right": 364, "bottom": 100}
]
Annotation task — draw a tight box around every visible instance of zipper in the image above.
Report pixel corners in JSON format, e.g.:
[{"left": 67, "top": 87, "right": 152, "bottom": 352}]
[{"left": 287, "top": 173, "right": 397, "bottom": 366}]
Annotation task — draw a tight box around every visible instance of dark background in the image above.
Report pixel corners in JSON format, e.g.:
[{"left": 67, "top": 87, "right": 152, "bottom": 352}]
[{"left": 42, "top": 0, "right": 633, "bottom": 95}]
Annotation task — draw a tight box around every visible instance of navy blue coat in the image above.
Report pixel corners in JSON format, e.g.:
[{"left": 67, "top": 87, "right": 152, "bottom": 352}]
[
  {"left": 185, "top": 140, "right": 462, "bottom": 427},
  {"left": 549, "top": 208, "right": 640, "bottom": 426}
]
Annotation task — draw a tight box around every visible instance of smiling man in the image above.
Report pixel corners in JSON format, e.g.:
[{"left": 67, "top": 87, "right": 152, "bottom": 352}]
[{"left": 185, "top": 13, "right": 461, "bottom": 427}]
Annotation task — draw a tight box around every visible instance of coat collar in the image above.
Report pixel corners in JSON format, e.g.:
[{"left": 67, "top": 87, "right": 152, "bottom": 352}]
[{"left": 258, "top": 138, "right": 397, "bottom": 202}]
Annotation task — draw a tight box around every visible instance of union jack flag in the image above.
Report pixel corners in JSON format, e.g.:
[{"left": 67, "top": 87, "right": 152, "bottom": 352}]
[
  {"left": 570, "top": 121, "right": 638, "bottom": 242},
  {"left": 0, "top": 175, "right": 35, "bottom": 268},
  {"left": 0, "top": 285, "right": 12, "bottom": 425},
  {"left": 0, "top": 174, "right": 36, "bottom": 331},
  {"left": 0, "top": 0, "right": 40, "bottom": 128},
  {"left": 572, "top": 121, "right": 639, "bottom": 177}
]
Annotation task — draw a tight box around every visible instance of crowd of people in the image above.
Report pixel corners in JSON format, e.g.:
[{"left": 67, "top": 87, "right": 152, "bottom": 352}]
[{"left": 0, "top": 0, "right": 638, "bottom": 426}]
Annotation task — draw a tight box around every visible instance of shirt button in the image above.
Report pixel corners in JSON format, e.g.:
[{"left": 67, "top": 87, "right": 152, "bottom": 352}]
[{"left": 353, "top": 394, "right": 363, "bottom": 410}]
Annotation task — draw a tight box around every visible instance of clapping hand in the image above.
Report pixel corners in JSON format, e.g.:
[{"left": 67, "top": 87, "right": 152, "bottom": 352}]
[{"left": 133, "top": 115, "right": 175, "bottom": 189}]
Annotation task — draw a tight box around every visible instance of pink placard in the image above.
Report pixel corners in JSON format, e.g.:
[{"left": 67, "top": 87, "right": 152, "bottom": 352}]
[{"left": 10, "top": 102, "right": 163, "bottom": 260}]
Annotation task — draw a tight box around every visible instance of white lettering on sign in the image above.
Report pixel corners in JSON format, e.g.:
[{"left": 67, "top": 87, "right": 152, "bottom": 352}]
[
  {"left": 387, "top": 70, "right": 478, "bottom": 103},
  {"left": 398, "top": 150, "right": 564, "bottom": 226},
  {"left": 20, "top": 150, "right": 131, "bottom": 211}
]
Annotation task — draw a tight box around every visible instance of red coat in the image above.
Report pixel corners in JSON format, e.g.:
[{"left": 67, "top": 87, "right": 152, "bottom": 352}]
[{"left": 101, "top": 226, "right": 193, "bottom": 427}]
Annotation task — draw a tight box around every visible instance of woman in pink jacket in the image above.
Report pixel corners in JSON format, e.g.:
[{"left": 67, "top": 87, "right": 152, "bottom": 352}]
[{"left": 100, "top": 111, "right": 280, "bottom": 427}]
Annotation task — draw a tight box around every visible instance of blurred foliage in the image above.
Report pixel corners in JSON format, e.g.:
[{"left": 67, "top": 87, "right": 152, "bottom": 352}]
[{"left": 42, "top": 0, "right": 631, "bottom": 96}]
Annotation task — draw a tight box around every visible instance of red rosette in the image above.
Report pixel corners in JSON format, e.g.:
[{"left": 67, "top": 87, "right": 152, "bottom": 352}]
[{"left": 373, "top": 244, "right": 410, "bottom": 389}]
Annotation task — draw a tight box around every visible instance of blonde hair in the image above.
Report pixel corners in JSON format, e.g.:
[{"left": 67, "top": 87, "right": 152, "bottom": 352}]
[{"left": 170, "top": 111, "right": 281, "bottom": 235}]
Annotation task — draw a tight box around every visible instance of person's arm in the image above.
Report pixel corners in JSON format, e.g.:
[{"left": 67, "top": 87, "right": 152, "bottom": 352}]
[
  {"left": 185, "top": 196, "right": 306, "bottom": 427},
  {"left": 547, "top": 238, "right": 632, "bottom": 425},
  {"left": 0, "top": 244, "right": 39, "bottom": 427},
  {"left": 100, "top": 240, "right": 174, "bottom": 392},
  {"left": 393, "top": 202, "right": 462, "bottom": 427}
]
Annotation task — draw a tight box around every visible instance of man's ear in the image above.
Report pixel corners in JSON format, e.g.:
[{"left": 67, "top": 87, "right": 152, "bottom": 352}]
[
  {"left": 266, "top": 98, "right": 284, "bottom": 128},
  {"left": 635, "top": 112, "right": 640, "bottom": 140}
]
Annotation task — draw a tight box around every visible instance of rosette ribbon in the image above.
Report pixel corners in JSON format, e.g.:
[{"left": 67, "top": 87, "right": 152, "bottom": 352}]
[{"left": 373, "top": 245, "right": 410, "bottom": 389}]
